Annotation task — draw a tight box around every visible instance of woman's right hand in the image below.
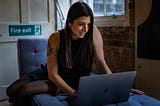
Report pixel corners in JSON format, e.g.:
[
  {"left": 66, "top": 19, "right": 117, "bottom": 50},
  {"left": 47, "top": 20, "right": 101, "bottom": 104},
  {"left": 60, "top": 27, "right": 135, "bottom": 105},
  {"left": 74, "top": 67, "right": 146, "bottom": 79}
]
[{"left": 71, "top": 90, "right": 77, "bottom": 96}]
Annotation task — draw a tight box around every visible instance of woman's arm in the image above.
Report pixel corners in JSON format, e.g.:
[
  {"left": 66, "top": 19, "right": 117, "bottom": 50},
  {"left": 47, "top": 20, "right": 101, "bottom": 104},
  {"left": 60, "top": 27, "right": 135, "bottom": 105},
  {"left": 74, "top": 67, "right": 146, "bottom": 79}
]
[
  {"left": 47, "top": 32, "right": 77, "bottom": 96},
  {"left": 93, "top": 26, "right": 112, "bottom": 74}
]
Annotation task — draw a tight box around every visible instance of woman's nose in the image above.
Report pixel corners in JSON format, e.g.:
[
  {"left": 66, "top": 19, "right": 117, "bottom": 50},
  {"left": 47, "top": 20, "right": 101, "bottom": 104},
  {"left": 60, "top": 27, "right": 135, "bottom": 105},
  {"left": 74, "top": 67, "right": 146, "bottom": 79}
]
[{"left": 82, "top": 25, "right": 88, "bottom": 32}]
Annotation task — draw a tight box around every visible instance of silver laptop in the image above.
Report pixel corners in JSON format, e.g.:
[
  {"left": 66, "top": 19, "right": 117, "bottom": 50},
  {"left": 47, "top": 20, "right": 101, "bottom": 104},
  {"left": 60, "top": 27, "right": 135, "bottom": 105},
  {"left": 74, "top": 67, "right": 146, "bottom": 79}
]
[{"left": 76, "top": 71, "right": 136, "bottom": 106}]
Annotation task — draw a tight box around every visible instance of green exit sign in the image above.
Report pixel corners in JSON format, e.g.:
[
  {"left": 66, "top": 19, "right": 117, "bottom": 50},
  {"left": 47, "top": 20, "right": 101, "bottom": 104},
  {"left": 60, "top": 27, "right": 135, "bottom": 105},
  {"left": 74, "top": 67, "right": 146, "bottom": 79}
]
[{"left": 9, "top": 25, "right": 42, "bottom": 36}]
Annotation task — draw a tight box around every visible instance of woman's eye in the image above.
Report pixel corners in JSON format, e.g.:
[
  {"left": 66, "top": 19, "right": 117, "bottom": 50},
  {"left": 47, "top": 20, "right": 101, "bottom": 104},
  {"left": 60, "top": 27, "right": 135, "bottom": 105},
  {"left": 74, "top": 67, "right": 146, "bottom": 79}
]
[{"left": 79, "top": 23, "right": 84, "bottom": 26}]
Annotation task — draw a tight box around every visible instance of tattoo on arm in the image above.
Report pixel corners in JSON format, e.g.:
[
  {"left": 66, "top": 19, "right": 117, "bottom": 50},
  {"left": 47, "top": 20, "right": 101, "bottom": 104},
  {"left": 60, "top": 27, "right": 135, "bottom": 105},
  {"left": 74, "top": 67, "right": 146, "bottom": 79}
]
[{"left": 47, "top": 42, "right": 56, "bottom": 56}]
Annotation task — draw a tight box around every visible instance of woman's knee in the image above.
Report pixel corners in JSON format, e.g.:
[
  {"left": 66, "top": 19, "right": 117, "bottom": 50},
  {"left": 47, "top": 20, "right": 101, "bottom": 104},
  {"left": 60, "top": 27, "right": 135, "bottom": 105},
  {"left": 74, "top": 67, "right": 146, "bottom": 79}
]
[
  {"left": 6, "top": 81, "right": 24, "bottom": 97},
  {"left": 6, "top": 75, "right": 32, "bottom": 97},
  {"left": 6, "top": 84, "right": 11, "bottom": 96}
]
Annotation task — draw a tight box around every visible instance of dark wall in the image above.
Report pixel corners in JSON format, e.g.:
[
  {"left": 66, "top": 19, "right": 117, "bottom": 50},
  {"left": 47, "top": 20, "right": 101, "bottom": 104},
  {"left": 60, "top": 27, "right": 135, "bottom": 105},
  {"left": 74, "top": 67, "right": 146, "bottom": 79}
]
[
  {"left": 96, "top": 0, "right": 135, "bottom": 73},
  {"left": 138, "top": 0, "right": 160, "bottom": 60}
]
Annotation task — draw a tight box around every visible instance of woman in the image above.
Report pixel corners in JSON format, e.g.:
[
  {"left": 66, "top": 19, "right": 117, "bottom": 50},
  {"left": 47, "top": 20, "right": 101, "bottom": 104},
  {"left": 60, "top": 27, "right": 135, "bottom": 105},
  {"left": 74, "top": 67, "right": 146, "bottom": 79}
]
[
  {"left": 47, "top": 1, "right": 160, "bottom": 106},
  {"left": 7, "top": 1, "right": 160, "bottom": 106},
  {"left": 47, "top": 2, "right": 112, "bottom": 97}
]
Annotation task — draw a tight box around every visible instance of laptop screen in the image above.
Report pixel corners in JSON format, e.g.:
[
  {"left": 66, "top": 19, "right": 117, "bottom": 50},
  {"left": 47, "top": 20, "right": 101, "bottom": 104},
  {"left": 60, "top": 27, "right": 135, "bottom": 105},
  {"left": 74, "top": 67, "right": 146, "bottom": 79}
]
[{"left": 76, "top": 71, "right": 136, "bottom": 106}]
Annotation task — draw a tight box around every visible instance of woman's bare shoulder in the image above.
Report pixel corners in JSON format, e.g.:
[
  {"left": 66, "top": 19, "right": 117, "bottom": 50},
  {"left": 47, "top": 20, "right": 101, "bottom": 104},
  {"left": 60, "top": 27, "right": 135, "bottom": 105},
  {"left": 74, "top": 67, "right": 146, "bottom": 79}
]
[
  {"left": 48, "top": 31, "right": 60, "bottom": 48},
  {"left": 49, "top": 31, "right": 59, "bottom": 41}
]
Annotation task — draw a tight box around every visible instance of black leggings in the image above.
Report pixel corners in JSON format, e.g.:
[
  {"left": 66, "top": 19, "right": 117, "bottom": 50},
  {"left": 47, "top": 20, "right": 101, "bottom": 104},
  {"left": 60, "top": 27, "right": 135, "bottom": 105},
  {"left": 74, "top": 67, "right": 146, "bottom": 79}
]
[{"left": 6, "top": 74, "right": 58, "bottom": 106}]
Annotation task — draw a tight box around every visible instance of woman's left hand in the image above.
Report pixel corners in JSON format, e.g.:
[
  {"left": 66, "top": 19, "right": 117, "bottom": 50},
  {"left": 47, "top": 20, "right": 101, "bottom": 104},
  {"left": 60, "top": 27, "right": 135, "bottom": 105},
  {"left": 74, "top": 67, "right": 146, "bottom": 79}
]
[{"left": 130, "top": 89, "right": 145, "bottom": 95}]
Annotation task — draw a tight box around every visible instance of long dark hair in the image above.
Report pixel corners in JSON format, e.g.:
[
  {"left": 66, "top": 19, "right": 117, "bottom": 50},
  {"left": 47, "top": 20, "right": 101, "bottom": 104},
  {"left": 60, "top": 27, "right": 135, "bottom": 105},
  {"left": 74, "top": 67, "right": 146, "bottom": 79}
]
[{"left": 59, "top": 2, "right": 94, "bottom": 69}]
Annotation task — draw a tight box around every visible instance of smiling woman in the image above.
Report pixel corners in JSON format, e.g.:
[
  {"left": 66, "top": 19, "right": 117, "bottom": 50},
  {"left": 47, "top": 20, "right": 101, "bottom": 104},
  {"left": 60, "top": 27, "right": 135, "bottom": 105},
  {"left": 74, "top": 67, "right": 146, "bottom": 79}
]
[{"left": 47, "top": 1, "right": 160, "bottom": 106}]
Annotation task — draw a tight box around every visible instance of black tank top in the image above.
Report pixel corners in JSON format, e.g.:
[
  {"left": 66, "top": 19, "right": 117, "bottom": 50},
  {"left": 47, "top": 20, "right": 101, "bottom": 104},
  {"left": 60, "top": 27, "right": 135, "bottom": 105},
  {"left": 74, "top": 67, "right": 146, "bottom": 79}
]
[{"left": 57, "top": 29, "right": 93, "bottom": 90}]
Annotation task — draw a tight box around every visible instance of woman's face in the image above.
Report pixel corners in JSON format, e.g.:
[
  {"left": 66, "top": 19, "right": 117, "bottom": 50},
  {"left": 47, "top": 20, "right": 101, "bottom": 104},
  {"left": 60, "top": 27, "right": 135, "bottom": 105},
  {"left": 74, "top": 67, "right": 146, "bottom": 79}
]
[{"left": 70, "top": 16, "right": 91, "bottom": 40}]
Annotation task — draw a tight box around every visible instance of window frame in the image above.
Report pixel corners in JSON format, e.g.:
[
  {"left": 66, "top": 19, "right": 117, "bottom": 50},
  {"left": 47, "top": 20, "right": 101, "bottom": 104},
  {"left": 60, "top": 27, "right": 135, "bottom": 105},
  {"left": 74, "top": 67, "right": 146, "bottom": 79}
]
[
  {"left": 73, "top": 0, "right": 130, "bottom": 27},
  {"left": 93, "top": 0, "right": 130, "bottom": 27}
]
